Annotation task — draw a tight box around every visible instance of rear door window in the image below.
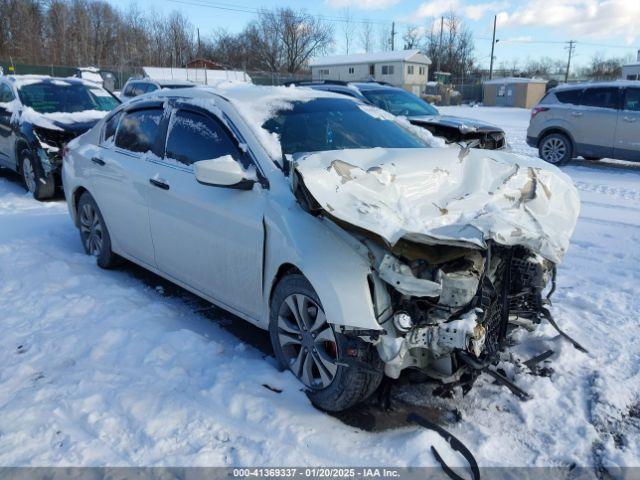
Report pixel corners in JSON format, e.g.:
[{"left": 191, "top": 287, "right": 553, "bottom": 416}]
[
  {"left": 580, "top": 87, "right": 620, "bottom": 109},
  {"left": 554, "top": 89, "right": 582, "bottom": 105},
  {"left": 622, "top": 88, "right": 640, "bottom": 111},
  {"left": 115, "top": 108, "right": 163, "bottom": 154},
  {"left": 164, "top": 110, "right": 240, "bottom": 167}
]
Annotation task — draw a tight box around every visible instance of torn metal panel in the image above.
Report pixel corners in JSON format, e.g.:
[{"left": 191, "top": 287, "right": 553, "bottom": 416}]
[{"left": 378, "top": 254, "right": 442, "bottom": 298}]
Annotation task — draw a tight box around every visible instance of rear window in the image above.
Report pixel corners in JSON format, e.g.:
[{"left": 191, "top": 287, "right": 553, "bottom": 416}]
[
  {"left": 124, "top": 82, "right": 147, "bottom": 97},
  {"left": 580, "top": 87, "right": 620, "bottom": 109},
  {"left": 115, "top": 108, "right": 163, "bottom": 153},
  {"left": 554, "top": 89, "right": 582, "bottom": 105}
]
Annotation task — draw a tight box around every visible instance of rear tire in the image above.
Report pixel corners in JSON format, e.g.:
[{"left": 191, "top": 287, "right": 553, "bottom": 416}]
[
  {"left": 269, "top": 274, "right": 383, "bottom": 412},
  {"left": 20, "top": 150, "right": 56, "bottom": 200},
  {"left": 77, "top": 191, "right": 118, "bottom": 269},
  {"left": 538, "top": 133, "right": 572, "bottom": 165}
]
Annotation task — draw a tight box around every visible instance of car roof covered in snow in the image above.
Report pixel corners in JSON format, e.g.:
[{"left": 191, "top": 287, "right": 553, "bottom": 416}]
[{"left": 552, "top": 80, "right": 640, "bottom": 90}]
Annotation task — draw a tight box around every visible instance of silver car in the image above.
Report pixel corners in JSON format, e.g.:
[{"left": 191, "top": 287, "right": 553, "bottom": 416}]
[
  {"left": 527, "top": 80, "right": 640, "bottom": 164},
  {"left": 120, "top": 78, "right": 195, "bottom": 101},
  {"left": 62, "top": 85, "right": 579, "bottom": 411}
]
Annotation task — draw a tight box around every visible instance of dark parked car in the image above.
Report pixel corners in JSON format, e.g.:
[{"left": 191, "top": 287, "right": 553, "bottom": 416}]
[
  {"left": 0, "top": 75, "right": 119, "bottom": 199},
  {"left": 120, "top": 78, "right": 195, "bottom": 102},
  {"left": 291, "top": 81, "right": 507, "bottom": 150}
]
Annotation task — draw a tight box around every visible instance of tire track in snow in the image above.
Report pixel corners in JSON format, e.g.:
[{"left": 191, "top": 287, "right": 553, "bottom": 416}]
[{"left": 574, "top": 181, "right": 640, "bottom": 202}]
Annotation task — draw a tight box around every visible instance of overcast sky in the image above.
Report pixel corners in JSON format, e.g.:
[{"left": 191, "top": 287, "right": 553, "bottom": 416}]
[{"left": 108, "top": 0, "right": 640, "bottom": 70}]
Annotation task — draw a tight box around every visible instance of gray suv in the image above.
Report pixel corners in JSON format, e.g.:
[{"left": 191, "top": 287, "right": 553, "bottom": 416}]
[{"left": 527, "top": 81, "right": 640, "bottom": 164}]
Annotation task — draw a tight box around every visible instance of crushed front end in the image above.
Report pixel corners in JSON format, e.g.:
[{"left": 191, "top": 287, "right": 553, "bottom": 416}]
[
  {"left": 30, "top": 126, "right": 84, "bottom": 177},
  {"left": 367, "top": 238, "right": 555, "bottom": 385}
]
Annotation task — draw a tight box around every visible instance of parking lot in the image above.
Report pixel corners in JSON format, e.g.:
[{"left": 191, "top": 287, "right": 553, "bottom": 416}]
[{"left": 0, "top": 105, "right": 638, "bottom": 468}]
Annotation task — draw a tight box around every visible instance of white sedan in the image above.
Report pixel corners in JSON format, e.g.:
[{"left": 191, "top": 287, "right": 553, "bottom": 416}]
[{"left": 62, "top": 84, "right": 580, "bottom": 411}]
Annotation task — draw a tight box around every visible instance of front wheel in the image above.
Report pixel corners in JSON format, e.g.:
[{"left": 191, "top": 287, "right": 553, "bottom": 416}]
[
  {"left": 21, "top": 151, "right": 56, "bottom": 200},
  {"left": 269, "top": 274, "right": 383, "bottom": 411},
  {"left": 538, "top": 133, "right": 572, "bottom": 165},
  {"left": 77, "top": 192, "right": 118, "bottom": 269}
]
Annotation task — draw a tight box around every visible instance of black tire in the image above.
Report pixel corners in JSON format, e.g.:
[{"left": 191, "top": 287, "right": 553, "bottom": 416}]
[
  {"left": 269, "top": 274, "right": 383, "bottom": 412},
  {"left": 77, "top": 191, "right": 118, "bottom": 269},
  {"left": 538, "top": 133, "right": 572, "bottom": 165},
  {"left": 20, "top": 150, "right": 56, "bottom": 200}
]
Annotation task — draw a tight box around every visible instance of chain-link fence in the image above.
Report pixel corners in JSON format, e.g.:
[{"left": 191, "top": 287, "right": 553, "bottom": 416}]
[{"left": 0, "top": 61, "right": 314, "bottom": 90}]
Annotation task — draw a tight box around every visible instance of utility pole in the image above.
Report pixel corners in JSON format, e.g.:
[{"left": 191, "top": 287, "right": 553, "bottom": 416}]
[
  {"left": 197, "top": 28, "right": 201, "bottom": 57},
  {"left": 489, "top": 15, "right": 497, "bottom": 80},
  {"left": 436, "top": 16, "right": 444, "bottom": 74},
  {"left": 390, "top": 22, "right": 396, "bottom": 50},
  {"left": 565, "top": 40, "right": 576, "bottom": 82}
]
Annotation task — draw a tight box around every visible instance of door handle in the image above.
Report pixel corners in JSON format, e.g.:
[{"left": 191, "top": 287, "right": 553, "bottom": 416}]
[
  {"left": 91, "top": 157, "right": 105, "bottom": 166},
  {"left": 149, "top": 177, "right": 170, "bottom": 190},
  {"left": 571, "top": 111, "right": 583, "bottom": 117},
  {"left": 623, "top": 116, "right": 637, "bottom": 122}
]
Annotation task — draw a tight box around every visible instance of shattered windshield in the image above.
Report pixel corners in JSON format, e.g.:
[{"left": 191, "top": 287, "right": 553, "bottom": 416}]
[
  {"left": 262, "top": 98, "right": 428, "bottom": 155},
  {"left": 18, "top": 82, "right": 119, "bottom": 114},
  {"left": 362, "top": 89, "right": 439, "bottom": 117}
]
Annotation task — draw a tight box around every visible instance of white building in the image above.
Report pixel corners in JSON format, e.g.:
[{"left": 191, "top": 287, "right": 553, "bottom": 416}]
[
  {"left": 309, "top": 50, "right": 431, "bottom": 95},
  {"left": 621, "top": 50, "right": 640, "bottom": 80}
]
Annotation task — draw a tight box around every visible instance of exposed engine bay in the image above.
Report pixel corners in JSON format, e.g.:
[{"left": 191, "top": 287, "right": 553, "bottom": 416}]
[
  {"left": 290, "top": 145, "right": 581, "bottom": 387},
  {"left": 364, "top": 238, "right": 555, "bottom": 383}
]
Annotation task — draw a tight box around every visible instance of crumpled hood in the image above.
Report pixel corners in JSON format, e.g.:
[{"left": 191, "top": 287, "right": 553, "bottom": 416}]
[
  {"left": 18, "top": 107, "right": 106, "bottom": 132},
  {"left": 294, "top": 147, "right": 580, "bottom": 264},
  {"left": 409, "top": 115, "right": 503, "bottom": 133}
]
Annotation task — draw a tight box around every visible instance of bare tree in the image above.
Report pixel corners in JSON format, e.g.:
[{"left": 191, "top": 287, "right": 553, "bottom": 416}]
[
  {"left": 402, "top": 25, "right": 420, "bottom": 50},
  {"left": 358, "top": 20, "right": 374, "bottom": 53},
  {"left": 580, "top": 53, "right": 627, "bottom": 80},
  {"left": 424, "top": 11, "right": 475, "bottom": 79},
  {"left": 0, "top": 0, "right": 331, "bottom": 76},
  {"left": 341, "top": 8, "right": 355, "bottom": 54},
  {"left": 378, "top": 24, "right": 391, "bottom": 51}
]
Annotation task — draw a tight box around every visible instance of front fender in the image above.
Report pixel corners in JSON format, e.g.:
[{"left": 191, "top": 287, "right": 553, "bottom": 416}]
[{"left": 263, "top": 197, "right": 383, "bottom": 331}]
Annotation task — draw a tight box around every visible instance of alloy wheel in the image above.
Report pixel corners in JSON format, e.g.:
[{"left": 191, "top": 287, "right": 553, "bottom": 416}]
[
  {"left": 79, "top": 203, "right": 104, "bottom": 256},
  {"left": 541, "top": 137, "right": 566, "bottom": 163},
  {"left": 277, "top": 293, "right": 338, "bottom": 389},
  {"left": 22, "top": 158, "right": 37, "bottom": 193}
]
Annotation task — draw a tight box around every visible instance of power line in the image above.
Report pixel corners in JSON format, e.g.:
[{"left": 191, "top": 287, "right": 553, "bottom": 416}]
[
  {"left": 166, "top": 0, "right": 639, "bottom": 54},
  {"left": 166, "top": 0, "right": 396, "bottom": 26}
]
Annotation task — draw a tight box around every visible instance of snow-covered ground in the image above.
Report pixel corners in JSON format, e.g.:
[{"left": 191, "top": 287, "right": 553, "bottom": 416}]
[{"left": 0, "top": 107, "right": 638, "bottom": 470}]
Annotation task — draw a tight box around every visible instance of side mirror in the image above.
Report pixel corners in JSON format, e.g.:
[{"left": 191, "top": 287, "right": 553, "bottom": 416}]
[{"left": 194, "top": 155, "right": 255, "bottom": 190}]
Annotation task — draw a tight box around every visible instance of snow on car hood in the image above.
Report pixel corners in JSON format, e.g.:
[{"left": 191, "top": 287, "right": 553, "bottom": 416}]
[
  {"left": 295, "top": 147, "right": 580, "bottom": 263},
  {"left": 19, "top": 107, "right": 107, "bottom": 131}
]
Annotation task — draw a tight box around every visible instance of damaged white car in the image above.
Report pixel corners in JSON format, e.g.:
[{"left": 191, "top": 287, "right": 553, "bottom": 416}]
[{"left": 62, "top": 85, "right": 580, "bottom": 411}]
